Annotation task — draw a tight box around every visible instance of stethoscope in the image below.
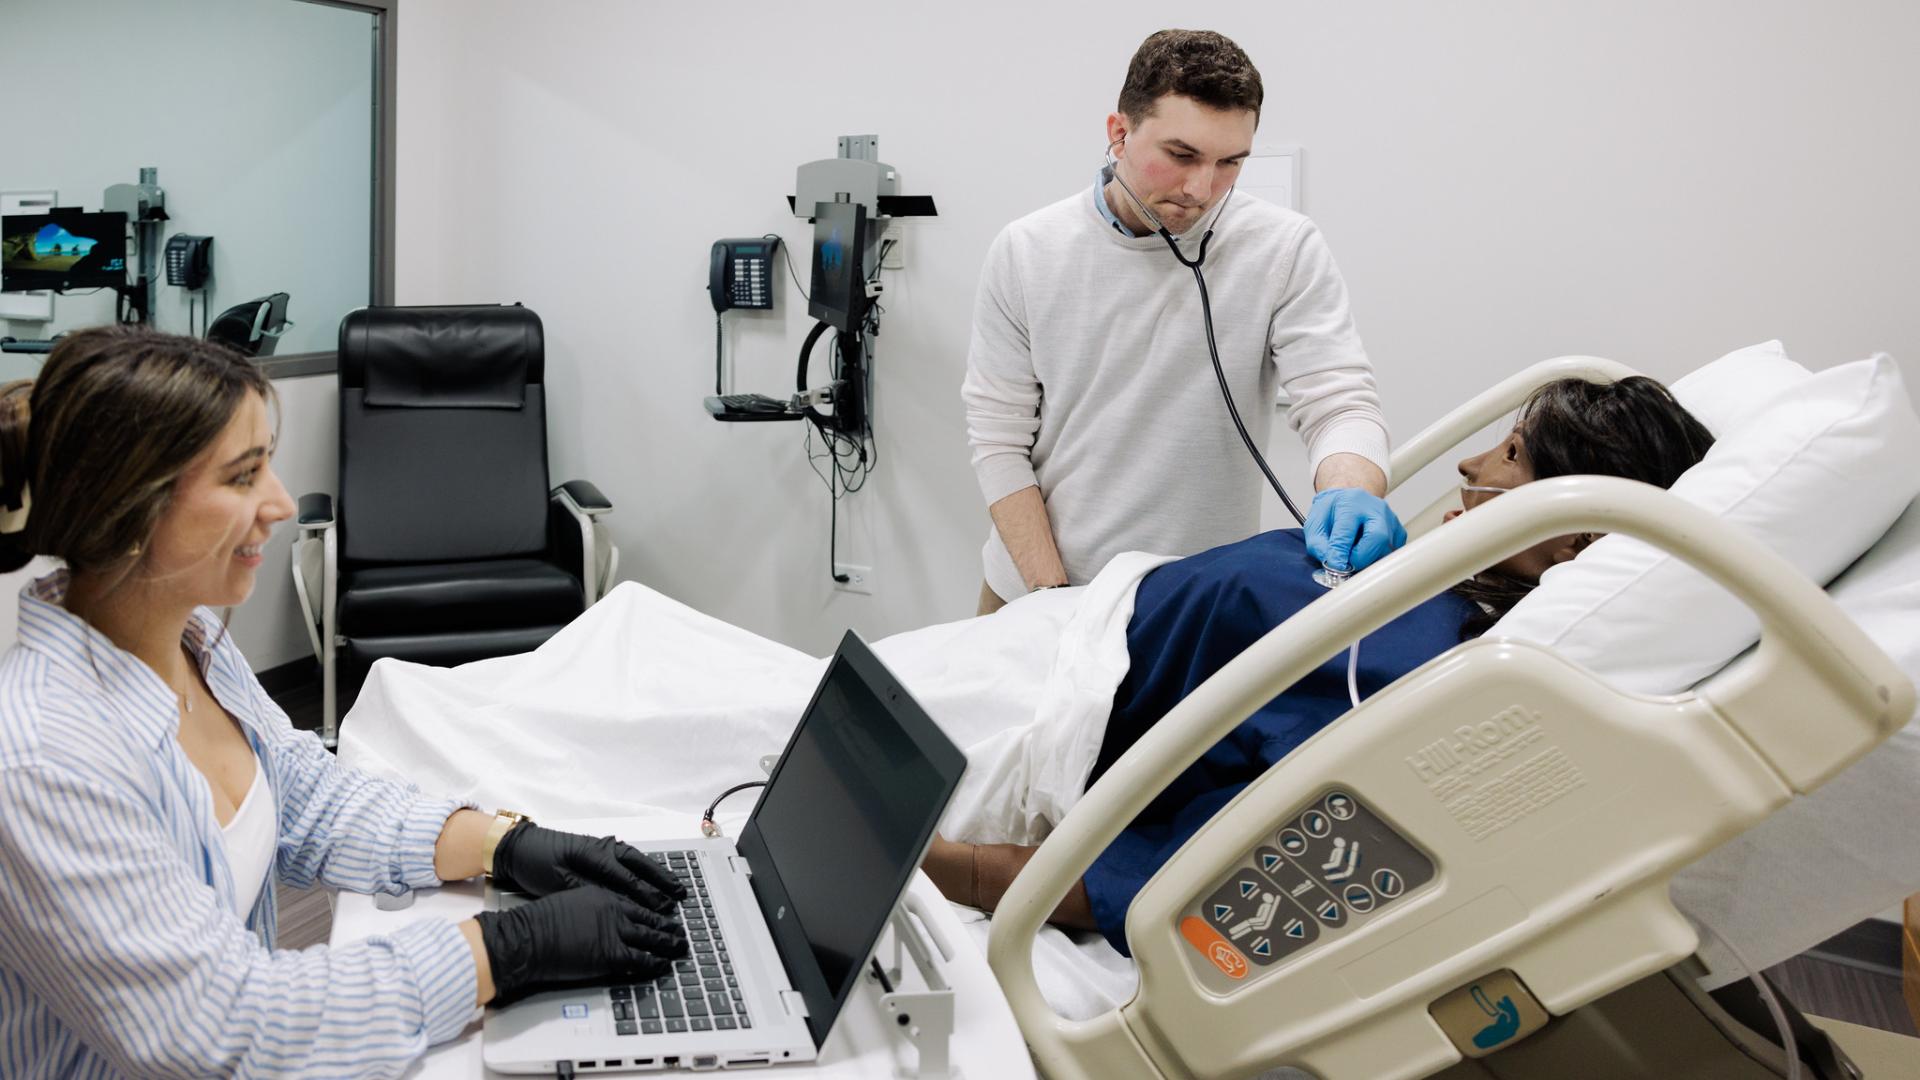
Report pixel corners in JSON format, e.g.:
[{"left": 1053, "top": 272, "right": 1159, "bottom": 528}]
[{"left": 1104, "top": 138, "right": 1306, "bottom": 526}]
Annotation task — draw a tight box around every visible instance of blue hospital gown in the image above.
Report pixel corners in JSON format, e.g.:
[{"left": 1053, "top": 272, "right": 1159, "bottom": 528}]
[{"left": 1080, "top": 529, "right": 1478, "bottom": 954}]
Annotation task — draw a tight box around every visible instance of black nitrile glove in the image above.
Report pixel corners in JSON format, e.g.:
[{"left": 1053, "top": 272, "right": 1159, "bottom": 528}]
[
  {"left": 474, "top": 885, "right": 687, "bottom": 1002},
  {"left": 492, "top": 823, "right": 687, "bottom": 913}
]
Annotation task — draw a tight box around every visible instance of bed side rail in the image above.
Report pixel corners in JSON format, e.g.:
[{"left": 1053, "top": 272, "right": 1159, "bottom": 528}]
[{"left": 987, "top": 476, "right": 1913, "bottom": 1080}]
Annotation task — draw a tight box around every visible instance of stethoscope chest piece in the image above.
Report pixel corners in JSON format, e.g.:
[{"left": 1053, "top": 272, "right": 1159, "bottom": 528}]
[{"left": 1312, "top": 567, "right": 1353, "bottom": 590}]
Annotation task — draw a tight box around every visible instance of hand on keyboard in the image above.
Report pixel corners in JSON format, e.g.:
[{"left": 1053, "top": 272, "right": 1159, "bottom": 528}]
[
  {"left": 474, "top": 885, "right": 688, "bottom": 1003},
  {"left": 491, "top": 823, "right": 687, "bottom": 912}
]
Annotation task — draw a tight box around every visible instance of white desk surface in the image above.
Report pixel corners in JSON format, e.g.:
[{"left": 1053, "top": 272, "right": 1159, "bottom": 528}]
[{"left": 330, "top": 815, "right": 1038, "bottom": 1080}]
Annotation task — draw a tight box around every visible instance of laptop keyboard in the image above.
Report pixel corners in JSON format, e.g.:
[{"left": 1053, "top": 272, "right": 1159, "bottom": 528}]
[{"left": 608, "top": 850, "right": 752, "bottom": 1036}]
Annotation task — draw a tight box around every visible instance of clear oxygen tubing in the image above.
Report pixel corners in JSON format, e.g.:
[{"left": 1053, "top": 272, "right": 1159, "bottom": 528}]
[
  {"left": 1103, "top": 141, "right": 1307, "bottom": 528},
  {"left": 1675, "top": 897, "right": 1803, "bottom": 1080}
]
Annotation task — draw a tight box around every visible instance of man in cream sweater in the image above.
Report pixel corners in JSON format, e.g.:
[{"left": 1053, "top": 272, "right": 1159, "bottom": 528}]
[{"left": 963, "top": 29, "right": 1402, "bottom": 614}]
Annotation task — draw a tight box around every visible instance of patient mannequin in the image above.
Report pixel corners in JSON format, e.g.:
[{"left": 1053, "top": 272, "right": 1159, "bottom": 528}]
[{"left": 923, "top": 376, "right": 1716, "bottom": 951}]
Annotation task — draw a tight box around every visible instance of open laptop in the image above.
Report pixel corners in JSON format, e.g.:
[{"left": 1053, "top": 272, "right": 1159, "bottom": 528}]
[{"left": 483, "top": 631, "right": 968, "bottom": 1073}]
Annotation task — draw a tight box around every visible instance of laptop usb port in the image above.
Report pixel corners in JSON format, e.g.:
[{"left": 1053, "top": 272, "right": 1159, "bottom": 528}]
[{"left": 691, "top": 1055, "right": 720, "bottom": 1070}]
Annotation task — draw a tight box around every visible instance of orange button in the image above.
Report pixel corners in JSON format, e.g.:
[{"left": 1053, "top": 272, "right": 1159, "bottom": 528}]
[{"left": 1180, "top": 916, "right": 1249, "bottom": 979}]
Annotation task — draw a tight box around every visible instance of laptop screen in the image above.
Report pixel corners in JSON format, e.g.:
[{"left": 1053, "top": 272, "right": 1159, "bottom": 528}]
[{"left": 736, "top": 632, "right": 966, "bottom": 1047}]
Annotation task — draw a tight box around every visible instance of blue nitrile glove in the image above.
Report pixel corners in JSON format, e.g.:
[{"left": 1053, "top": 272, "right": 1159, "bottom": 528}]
[{"left": 1304, "top": 488, "right": 1407, "bottom": 573}]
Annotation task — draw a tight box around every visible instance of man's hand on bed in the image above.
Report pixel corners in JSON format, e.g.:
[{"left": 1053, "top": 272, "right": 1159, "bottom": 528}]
[{"left": 490, "top": 824, "right": 689, "bottom": 913}]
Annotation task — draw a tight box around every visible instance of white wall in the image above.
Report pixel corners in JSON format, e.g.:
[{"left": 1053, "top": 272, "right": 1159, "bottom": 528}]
[
  {"left": 384, "top": 0, "right": 1920, "bottom": 658},
  {"left": 0, "top": 0, "right": 371, "bottom": 368}
]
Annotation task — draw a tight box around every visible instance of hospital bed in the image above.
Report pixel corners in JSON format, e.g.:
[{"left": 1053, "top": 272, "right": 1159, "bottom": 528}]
[
  {"left": 986, "top": 355, "right": 1920, "bottom": 1080},
  {"left": 337, "top": 353, "right": 1920, "bottom": 1079}
]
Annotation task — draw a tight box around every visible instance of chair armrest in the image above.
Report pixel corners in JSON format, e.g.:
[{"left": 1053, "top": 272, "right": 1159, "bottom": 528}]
[
  {"left": 552, "top": 480, "right": 611, "bottom": 515},
  {"left": 298, "top": 493, "right": 334, "bottom": 528}
]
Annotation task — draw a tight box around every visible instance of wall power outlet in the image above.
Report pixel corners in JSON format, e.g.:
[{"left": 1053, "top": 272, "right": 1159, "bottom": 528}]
[{"left": 835, "top": 564, "right": 873, "bottom": 595}]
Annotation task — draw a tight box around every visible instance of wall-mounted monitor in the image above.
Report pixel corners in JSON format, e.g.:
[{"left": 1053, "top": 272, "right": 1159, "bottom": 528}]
[
  {"left": 808, "top": 200, "right": 868, "bottom": 333},
  {"left": 1, "top": 210, "right": 129, "bottom": 292}
]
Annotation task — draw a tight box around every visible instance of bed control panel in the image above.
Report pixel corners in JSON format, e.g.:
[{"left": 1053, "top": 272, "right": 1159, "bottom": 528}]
[{"left": 1178, "top": 788, "right": 1434, "bottom": 989}]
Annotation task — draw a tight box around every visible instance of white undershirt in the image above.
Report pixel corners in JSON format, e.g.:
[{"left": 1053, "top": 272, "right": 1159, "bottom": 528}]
[{"left": 220, "top": 755, "right": 275, "bottom": 917}]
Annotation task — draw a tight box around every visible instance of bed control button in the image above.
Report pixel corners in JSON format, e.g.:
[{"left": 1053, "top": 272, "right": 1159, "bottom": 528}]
[
  {"left": 1429, "top": 970, "right": 1549, "bottom": 1058},
  {"left": 1314, "top": 899, "right": 1345, "bottom": 927},
  {"left": 1343, "top": 884, "right": 1376, "bottom": 913},
  {"left": 1301, "top": 810, "right": 1332, "bottom": 838},
  {"left": 1180, "top": 916, "right": 1250, "bottom": 978},
  {"left": 1278, "top": 829, "right": 1309, "bottom": 856}
]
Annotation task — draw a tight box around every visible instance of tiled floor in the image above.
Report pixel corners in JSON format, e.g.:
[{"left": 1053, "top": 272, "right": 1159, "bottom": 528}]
[{"left": 272, "top": 682, "right": 1917, "bottom": 1039}]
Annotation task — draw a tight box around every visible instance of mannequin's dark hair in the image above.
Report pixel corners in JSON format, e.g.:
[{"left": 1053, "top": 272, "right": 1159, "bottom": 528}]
[
  {"left": 0, "top": 326, "right": 273, "bottom": 583},
  {"left": 1454, "top": 376, "right": 1716, "bottom": 634}
]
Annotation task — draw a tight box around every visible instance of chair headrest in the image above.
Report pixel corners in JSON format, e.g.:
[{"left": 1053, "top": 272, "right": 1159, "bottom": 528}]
[
  {"left": 207, "top": 293, "right": 290, "bottom": 358},
  {"left": 340, "top": 304, "right": 544, "bottom": 408}
]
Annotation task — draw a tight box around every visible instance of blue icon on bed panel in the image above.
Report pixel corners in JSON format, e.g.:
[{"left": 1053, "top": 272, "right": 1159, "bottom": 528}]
[
  {"left": 1301, "top": 810, "right": 1332, "bottom": 837},
  {"left": 1470, "top": 986, "right": 1523, "bottom": 1050},
  {"left": 1314, "top": 899, "right": 1345, "bottom": 927}
]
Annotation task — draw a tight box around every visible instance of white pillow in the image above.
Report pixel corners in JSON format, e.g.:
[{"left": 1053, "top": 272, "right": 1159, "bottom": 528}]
[
  {"left": 1491, "top": 351, "right": 1920, "bottom": 694},
  {"left": 1667, "top": 340, "right": 1808, "bottom": 438}
]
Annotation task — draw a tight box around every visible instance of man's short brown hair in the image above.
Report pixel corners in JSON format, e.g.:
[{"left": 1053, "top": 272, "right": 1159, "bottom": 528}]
[{"left": 1118, "top": 30, "right": 1263, "bottom": 122}]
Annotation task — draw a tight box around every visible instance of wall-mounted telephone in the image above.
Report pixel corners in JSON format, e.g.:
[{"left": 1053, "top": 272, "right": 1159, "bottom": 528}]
[
  {"left": 708, "top": 237, "right": 778, "bottom": 312},
  {"left": 165, "top": 234, "right": 213, "bottom": 289}
]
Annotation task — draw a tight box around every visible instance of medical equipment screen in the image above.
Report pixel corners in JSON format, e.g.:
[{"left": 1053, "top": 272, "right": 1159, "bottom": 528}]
[
  {"left": 743, "top": 633, "right": 964, "bottom": 1045},
  {"left": 1, "top": 211, "right": 129, "bottom": 292},
  {"left": 807, "top": 200, "right": 867, "bottom": 332}
]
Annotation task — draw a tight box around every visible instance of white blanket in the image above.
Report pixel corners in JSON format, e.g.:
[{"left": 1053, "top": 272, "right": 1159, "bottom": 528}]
[{"left": 339, "top": 553, "right": 1169, "bottom": 834}]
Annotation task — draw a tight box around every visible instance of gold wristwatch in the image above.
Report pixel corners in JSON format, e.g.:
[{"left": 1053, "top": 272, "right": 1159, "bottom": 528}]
[{"left": 481, "top": 809, "right": 533, "bottom": 878}]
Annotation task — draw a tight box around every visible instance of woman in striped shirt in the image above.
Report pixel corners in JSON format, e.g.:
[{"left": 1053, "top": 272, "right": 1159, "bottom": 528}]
[{"left": 0, "top": 326, "right": 686, "bottom": 1077}]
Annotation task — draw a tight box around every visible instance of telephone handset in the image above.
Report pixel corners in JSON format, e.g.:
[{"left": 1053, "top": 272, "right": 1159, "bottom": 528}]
[
  {"left": 708, "top": 237, "right": 778, "bottom": 313},
  {"left": 165, "top": 234, "right": 213, "bottom": 289}
]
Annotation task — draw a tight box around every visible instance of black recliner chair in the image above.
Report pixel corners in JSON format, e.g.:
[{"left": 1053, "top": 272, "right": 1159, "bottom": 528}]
[{"left": 291, "top": 304, "right": 617, "bottom": 744}]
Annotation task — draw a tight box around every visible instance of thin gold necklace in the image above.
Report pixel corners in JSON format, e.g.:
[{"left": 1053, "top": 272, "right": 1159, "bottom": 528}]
[{"left": 175, "top": 650, "right": 197, "bottom": 714}]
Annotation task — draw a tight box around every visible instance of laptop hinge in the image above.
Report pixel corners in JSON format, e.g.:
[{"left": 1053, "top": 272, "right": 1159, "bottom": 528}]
[{"left": 779, "top": 989, "right": 811, "bottom": 1018}]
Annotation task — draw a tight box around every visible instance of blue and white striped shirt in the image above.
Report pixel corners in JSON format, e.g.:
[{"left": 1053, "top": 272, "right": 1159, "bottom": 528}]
[{"left": 0, "top": 572, "right": 479, "bottom": 1077}]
